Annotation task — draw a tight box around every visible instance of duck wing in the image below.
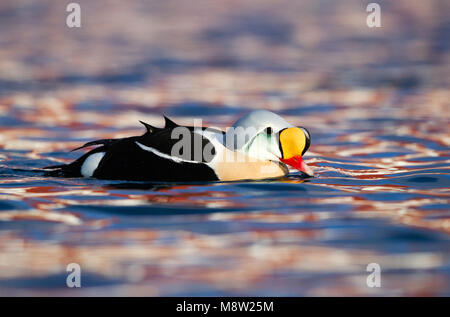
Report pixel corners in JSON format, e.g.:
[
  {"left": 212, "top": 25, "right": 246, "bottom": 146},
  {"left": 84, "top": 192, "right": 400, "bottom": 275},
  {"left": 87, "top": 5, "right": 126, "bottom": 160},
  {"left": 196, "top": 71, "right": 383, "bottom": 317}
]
[
  {"left": 92, "top": 128, "right": 219, "bottom": 181},
  {"left": 44, "top": 129, "right": 220, "bottom": 181}
]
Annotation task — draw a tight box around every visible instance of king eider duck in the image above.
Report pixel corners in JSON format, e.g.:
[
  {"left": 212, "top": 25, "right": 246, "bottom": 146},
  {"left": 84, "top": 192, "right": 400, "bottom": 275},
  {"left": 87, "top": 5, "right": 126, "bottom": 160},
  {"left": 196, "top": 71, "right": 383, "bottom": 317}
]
[{"left": 44, "top": 110, "right": 313, "bottom": 182}]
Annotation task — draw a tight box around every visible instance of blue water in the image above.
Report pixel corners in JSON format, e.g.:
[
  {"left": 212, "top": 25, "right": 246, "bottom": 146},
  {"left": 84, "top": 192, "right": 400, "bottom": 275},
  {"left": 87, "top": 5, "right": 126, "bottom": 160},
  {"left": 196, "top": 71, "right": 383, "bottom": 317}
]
[{"left": 0, "top": 0, "right": 449, "bottom": 296}]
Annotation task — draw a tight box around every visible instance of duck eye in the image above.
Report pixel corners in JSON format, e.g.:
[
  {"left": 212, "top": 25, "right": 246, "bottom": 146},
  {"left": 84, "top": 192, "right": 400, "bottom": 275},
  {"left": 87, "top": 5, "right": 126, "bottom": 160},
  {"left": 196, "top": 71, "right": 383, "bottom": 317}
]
[{"left": 265, "top": 127, "right": 273, "bottom": 135}]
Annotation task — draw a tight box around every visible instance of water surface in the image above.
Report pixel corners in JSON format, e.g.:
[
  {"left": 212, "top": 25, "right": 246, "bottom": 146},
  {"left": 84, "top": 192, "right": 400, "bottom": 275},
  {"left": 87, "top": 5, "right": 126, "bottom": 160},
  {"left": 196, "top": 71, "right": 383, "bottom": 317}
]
[{"left": 0, "top": 0, "right": 449, "bottom": 296}]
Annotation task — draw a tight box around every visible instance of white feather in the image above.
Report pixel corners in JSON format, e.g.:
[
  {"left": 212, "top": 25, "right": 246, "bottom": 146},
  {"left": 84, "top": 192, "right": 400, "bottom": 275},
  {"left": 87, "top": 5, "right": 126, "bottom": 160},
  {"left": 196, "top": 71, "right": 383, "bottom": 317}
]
[
  {"left": 227, "top": 110, "right": 293, "bottom": 150},
  {"left": 81, "top": 152, "right": 105, "bottom": 177},
  {"left": 135, "top": 141, "right": 202, "bottom": 164}
]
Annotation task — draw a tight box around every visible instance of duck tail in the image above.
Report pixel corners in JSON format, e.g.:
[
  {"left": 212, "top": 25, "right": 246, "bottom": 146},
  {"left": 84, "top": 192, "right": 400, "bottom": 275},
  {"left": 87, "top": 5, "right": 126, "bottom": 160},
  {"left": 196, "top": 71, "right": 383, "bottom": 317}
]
[{"left": 42, "top": 162, "right": 82, "bottom": 177}]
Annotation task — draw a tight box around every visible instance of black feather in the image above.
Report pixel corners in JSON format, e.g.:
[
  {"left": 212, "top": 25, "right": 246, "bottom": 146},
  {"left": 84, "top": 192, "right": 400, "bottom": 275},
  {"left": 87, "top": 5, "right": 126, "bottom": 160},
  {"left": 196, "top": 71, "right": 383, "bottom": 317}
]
[
  {"left": 164, "top": 116, "right": 178, "bottom": 129},
  {"left": 42, "top": 163, "right": 67, "bottom": 169},
  {"left": 70, "top": 139, "right": 114, "bottom": 152},
  {"left": 139, "top": 120, "right": 159, "bottom": 134},
  {"left": 42, "top": 115, "right": 220, "bottom": 181}
]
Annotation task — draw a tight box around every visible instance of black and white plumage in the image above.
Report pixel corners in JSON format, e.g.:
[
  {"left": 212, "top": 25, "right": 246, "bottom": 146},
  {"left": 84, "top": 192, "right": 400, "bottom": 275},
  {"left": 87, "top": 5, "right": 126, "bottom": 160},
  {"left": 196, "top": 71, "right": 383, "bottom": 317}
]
[
  {"left": 44, "top": 116, "right": 221, "bottom": 181},
  {"left": 44, "top": 111, "right": 313, "bottom": 182}
]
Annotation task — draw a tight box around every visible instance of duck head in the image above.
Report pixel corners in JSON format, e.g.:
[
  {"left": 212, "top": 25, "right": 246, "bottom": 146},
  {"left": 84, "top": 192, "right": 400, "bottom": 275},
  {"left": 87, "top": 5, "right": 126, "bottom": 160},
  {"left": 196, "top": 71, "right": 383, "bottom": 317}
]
[
  {"left": 227, "top": 110, "right": 313, "bottom": 176},
  {"left": 278, "top": 126, "right": 312, "bottom": 176}
]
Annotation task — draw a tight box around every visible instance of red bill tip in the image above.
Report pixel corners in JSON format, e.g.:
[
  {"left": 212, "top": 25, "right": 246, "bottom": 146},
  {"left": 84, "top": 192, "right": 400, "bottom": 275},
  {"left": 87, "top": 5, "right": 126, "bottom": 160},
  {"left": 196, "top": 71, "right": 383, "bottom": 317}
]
[{"left": 279, "top": 155, "right": 314, "bottom": 176}]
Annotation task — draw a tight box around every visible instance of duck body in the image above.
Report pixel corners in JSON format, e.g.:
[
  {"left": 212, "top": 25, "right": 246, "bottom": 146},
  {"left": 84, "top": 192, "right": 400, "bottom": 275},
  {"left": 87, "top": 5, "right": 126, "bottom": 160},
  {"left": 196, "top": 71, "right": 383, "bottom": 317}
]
[{"left": 44, "top": 111, "right": 311, "bottom": 182}]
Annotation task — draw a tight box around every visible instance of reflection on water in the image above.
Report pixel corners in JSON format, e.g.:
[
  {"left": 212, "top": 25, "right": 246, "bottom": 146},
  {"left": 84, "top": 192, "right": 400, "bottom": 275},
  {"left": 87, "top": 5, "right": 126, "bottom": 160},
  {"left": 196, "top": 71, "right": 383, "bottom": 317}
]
[{"left": 0, "top": 0, "right": 449, "bottom": 296}]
